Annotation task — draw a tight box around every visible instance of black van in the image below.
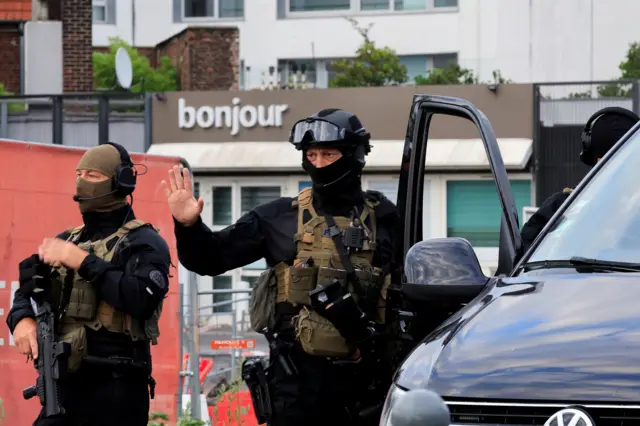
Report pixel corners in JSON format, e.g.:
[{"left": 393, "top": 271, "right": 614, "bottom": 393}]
[{"left": 381, "top": 95, "right": 640, "bottom": 426}]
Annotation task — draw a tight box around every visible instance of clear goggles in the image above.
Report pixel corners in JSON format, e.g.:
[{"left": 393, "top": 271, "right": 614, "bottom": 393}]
[{"left": 290, "top": 119, "right": 348, "bottom": 144}]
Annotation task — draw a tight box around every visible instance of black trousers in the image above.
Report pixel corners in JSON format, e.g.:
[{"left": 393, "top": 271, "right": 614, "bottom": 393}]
[
  {"left": 32, "top": 365, "right": 150, "bottom": 426},
  {"left": 266, "top": 345, "right": 383, "bottom": 426}
]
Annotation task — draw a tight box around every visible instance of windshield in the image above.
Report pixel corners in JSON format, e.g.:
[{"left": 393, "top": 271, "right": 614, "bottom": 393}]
[{"left": 526, "top": 125, "right": 640, "bottom": 265}]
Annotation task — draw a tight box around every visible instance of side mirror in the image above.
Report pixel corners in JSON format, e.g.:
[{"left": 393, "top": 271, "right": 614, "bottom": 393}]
[{"left": 403, "top": 238, "right": 489, "bottom": 306}]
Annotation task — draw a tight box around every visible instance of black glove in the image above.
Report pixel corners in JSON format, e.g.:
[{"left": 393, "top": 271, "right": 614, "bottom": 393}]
[{"left": 18, "top": 254, "right": 52, "bottom": 297}]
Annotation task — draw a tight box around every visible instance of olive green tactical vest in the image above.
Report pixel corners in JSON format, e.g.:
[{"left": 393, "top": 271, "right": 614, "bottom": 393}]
[
  {"left": 274, "top": 187, "right": 391, "bottom": 324},
  {"left": 54, "top": 219, "right": 163, "bottom": 345}
]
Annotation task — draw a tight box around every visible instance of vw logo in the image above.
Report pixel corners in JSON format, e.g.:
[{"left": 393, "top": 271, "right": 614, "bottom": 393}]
[{"left": 544, "top": 407, "right": 595, "bottom": 426}]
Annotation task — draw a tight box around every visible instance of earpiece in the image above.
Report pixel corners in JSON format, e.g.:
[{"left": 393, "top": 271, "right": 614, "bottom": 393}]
[
  {"left": 580, "top": 107, "right": 640, "bottom": 166},
  {"left": 104, "top": 142, "right": 137, "bottom": 197}
]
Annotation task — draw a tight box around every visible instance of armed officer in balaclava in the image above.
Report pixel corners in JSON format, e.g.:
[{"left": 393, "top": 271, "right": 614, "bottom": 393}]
[
  {"left": 6, "top": 143, "right": 172, "bottom": 426},
  {"left": 165, "top": 108, "right": 402, "bottom": 425}
]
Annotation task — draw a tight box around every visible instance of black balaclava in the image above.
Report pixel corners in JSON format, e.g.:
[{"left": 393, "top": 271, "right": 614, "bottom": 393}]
[
  {"left": 302, "top": 145, "right": 366, "bottom": 215},
  {"left": 74, "top": 144, "right": 129, "bottom": 214}
]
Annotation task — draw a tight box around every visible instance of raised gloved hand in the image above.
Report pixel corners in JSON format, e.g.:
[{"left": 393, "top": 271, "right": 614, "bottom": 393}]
[{"left": 162, "top": 165, "right": 204, "bottom": 227}]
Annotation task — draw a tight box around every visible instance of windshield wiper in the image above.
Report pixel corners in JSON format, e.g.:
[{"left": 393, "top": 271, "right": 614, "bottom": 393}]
[{"left": 522, "top": 256, "right": 640, "bottom": 273}]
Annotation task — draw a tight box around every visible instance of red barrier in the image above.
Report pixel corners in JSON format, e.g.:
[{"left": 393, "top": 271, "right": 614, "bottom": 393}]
[
  {"left": 0, "top": 140, "right": 183, "bottom": 426},
  {"left": 209, "top": 391, "right": 258, "bottom": 426}
]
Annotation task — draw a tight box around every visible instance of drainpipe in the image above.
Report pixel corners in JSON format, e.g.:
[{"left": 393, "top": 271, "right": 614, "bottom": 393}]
[
  {"left": 19, "top": 21, "right": 25, "bottom": 94},
  {"left": 131, "top": 0, "right": 136, "bottom": 46}
]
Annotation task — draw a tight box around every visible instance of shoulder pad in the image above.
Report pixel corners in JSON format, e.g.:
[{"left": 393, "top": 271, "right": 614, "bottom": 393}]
[
  {"left": 296, "top": 187, "right": 313, "bottom": 209},
  {"left": 64, "top": 225, "right": 84, "bottom": 241},
  {"left": 121, "top": 219, "right": 158, "bottom": 233}
]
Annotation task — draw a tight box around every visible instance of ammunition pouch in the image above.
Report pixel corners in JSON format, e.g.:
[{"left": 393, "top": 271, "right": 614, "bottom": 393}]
[
  {"left": 249, "top": 268, "right": 278, "bottom": 333},
  {"left": 295, "top": 306, "right": 354, "bottom": 358},
  {"left": 59, "top": 324, "right": 88, "bottom": 375}
]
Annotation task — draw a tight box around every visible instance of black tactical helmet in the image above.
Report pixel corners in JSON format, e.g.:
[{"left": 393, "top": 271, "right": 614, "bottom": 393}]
[{"left": 289, "top": 108, "right": 372, "bottom": 154}]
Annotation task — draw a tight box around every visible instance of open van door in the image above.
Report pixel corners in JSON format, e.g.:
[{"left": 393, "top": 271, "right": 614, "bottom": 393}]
[
  {"left": 389, "top": 95, "right": 523, "bottom": 360},
  {"left": 397, "top": 94, "right": 523, "bottom": 273}
]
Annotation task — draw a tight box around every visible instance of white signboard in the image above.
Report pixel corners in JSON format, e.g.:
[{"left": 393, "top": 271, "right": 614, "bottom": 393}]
[{"left": 178, "top": 97, "right": 289, "bottom": 136}]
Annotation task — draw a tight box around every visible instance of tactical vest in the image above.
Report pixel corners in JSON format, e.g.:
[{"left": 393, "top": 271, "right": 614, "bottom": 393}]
[
  {"left": 271, "top": 187, "right": 391, "bottom": 358},
  {"left": 52, "top": 219, "right": 163, "bottom": 372}
]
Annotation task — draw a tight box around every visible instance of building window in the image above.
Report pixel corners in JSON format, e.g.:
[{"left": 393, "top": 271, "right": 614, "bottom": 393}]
[
  {"left": 182, "top": 0, "right": 244, "bottom": 19},
  {"left": 240, "top": 186, "right": 281, "bottom": 217},
  {"left": 92, "top": 0, "right": 107, "bottom": 23},
  {"left": 288, "top": 0, "right": 456, "bottom": 14},
  {"left": 434, "top": 0, "right": 457, "bottom": 6},
  {"left": 212, "top": 275, "right": 232, "bottom": 313},
  {"left": 212, "top": 187, "right": 233, "bottom": 226},
  {"left": 289, "top": 0, "right": 350, "bottom": 12},
  {"left": 277, "top": 59, "right": 317, "bottom": 89},
  {"left": 432, "top": 53, "right": 458, "bottom": 69},
  {"left": 241, "top": 186, "right": 282, "bottom": 274},
  {"left": 361, "top": 0, "right": 390, "bottom": 10},
  {"left": 446, "top": 179, "right": 532, "bottom": 247},
  {"left": 299, "top": 181, "right": 312, "bottom": 192}
]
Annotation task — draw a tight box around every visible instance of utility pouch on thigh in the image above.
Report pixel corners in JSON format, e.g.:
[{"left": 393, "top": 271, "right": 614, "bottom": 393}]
[
  {"left": 249, "top": 269, "right": 277, "bottom": 333},
  {"left": 295, "top": 307, "right": 353, "bottom": 358},
  {"left": 59, "top": 325, "right": 88, "bottom": 375},
  {"left": 287, "top": 266, "right": 318, "bottom": 306},
  {"left": 317, "top": 267, "right": 347, "bottom": 288}
]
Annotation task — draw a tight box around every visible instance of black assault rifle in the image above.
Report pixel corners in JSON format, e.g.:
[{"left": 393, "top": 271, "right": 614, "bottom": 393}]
[{"left": 22, "top": 275, "right": 71, "bottom": 418}]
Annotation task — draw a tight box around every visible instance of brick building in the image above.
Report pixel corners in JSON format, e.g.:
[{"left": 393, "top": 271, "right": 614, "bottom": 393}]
[
  {"left": 0, "top": 1, "right": 31, "bottom": 93},
  {"left": 0, "top": 0, "right": 239, "bottom": 95},
  {"left": 0, "top": 0, "right": 93, "bottom": 93}
]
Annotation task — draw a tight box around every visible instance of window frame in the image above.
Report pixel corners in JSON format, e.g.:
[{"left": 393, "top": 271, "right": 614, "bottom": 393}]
[
  {"left": 285, "top": 0, "right": 458, "bottom": 19},
  {"left": 92, "top": 0, "right": 108, "bottom": 23},
  {"left": 181, "top": 0, "right": 245, "bottom": 21}
]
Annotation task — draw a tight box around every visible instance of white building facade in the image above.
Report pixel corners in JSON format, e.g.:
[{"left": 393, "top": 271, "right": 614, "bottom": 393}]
[{"left": 93, "top": 0, "right": 640, "bottom": 89}]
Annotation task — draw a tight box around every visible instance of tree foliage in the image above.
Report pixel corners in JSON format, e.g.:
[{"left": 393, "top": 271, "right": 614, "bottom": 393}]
[
  {"left": 568, "top": 42, "right": 640, "bottom": 99},
  {"left": 596, "top": 41, "right": 640, "bottom": 98},
  {"left": 415, "top": 64, "right": 512, "bottom": 86},
  {"left": 93, "top": 37, "right": 179, "bottom": 92},
  {"left": 329, "top": 17, "right": 408, "bottom": 88}
]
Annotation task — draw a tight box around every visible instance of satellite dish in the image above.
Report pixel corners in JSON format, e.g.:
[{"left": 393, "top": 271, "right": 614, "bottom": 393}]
[{"left": 115, "top": 47, "right": 133, "bottom": 89}]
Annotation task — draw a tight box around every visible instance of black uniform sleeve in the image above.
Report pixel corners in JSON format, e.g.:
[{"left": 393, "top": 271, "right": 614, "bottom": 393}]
[
  {"left": 76, "top": 227, "right": 172, "bottom": 320},
  {"left": 6, "top": 231, "right": 70, "bottom": 334},
  {"left": 6, "top": 287, "right": 35, "bottom": 335},
  {"left": 521, "top": 191, "right": 571, "bottom": 252},
  {"left": 173, "top": 210, "right": 267, "bottom": 276},
  {"left": 367, "top": 191, "right": 404, "bottom": 275}
]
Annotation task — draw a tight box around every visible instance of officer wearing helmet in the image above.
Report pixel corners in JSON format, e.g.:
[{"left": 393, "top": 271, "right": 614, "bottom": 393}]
[
  {"left": 164, "top": 108, "right": 402, "bottom": 425},
  {"left": 520, "top": 106, "right": 640, "bottom": 254}
]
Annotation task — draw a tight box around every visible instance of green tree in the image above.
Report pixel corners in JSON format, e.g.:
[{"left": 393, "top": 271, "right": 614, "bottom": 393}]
[
  {"left": 415, "top": 63, "right": 512, "bottom": 86},
  {"left": 329, "top": 17, "right": 408, "bottom": 88},
  {"left": 93, "top": 37, "right": 179, "bottom": 92},
  {"left": 595, "top": 41, "right": 640, "bottom": 98}
]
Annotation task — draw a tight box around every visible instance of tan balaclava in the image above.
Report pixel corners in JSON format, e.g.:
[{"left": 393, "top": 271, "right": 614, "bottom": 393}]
[{"left": 75, "top": 144, "right": 128, "bottom": 213}]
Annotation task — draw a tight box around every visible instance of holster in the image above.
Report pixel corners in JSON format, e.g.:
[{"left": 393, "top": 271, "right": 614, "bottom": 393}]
[{"left": 242, "top": 358, "right": 272, "bottom": 424}]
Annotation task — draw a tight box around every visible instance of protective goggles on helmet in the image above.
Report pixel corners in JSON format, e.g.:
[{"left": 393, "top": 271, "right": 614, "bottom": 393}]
[{"left": 290, "top": 118, "right": 349, "bottom": 144}]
